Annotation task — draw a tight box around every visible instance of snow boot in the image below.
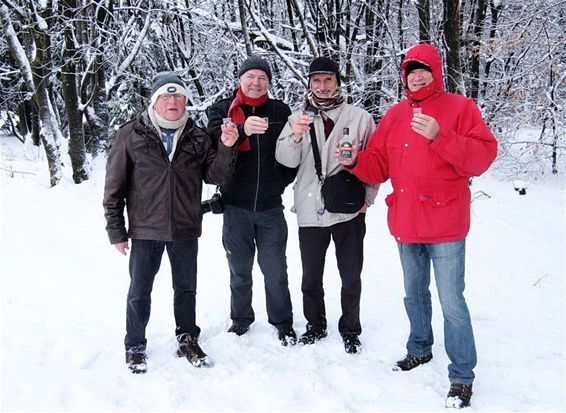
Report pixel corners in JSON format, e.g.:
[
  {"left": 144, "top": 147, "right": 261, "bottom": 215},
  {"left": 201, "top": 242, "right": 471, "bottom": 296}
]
[
  {"left": 392, "top": 353, "right": 433, "bottom": 371},
  {"left": 298, "top": 324, "right": 327, "bottom": 345},
  {"left": 445, "top": 383, "right": 473, "bottom": 408},
  {"left": 342, "top": 334, "right": 361, "bottom": 354},
  {"left": 125, "top": 344, "right": 147, "bottom": 374},
  {"left": 227, "top": 322, "right": 249, "bottom": 336},
  {"left": 176, "top": 334, "right": 213, "bottom": 368},
  {"left": 278, "top": 327, "right": 297, "bottom": 346}
]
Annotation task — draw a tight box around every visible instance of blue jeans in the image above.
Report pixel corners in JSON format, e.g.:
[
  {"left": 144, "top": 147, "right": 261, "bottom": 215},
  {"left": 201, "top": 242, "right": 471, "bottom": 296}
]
[
  {"left": 398, "top": 241, "right": 476, "bottom": 384},
  {"left": 222, "top": 205, "right": 293, "bottom": 330},
  {"left": 125, "top": 239, "right": 200, "bottom": 350}
]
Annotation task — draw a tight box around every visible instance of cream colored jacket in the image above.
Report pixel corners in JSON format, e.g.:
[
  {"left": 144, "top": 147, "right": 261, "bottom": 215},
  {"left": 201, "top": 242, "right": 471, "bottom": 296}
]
[{"left": 276, "top": 103, "right": 379, "bottom": 227}]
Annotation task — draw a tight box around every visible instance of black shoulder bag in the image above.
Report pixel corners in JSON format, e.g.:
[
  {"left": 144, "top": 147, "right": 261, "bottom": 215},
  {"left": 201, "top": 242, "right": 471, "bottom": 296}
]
[{"left": 309, "top": 117, "right": 365, "bottom": 214}]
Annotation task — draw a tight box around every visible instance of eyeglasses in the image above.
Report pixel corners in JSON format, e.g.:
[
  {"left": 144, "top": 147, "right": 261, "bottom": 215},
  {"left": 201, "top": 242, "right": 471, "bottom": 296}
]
[{"left": 158, "top": 94, "right": 185, "bottom": 102}]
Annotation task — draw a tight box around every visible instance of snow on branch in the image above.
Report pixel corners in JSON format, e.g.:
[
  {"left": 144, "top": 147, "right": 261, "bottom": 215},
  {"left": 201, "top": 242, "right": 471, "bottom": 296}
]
[
  {"left": 247, "top": 7, "right": 307, "bottom": 87},
  {"left": 0, "top": 6, "right": 35, "bottom": 93}
]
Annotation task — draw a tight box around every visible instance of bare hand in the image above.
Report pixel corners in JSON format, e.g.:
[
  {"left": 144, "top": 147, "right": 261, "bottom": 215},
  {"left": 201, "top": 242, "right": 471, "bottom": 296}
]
[
  {"left": 411, "top": 113, "right": 439, "bottom": 140},
  {"left": 220, "top": 123, "right": 239, "bottom": 147},
  {"left": 244, "top": 116, "right": 268, "bottom": 135},
  {"left": 335, "top": 143, "right": 359, "bottom": 166},
  {"left": 113, "top": 241, "right": 129, "bottom": 256},
  {"left": 292, "top": 114, "right": 314, "bottom": 142}
]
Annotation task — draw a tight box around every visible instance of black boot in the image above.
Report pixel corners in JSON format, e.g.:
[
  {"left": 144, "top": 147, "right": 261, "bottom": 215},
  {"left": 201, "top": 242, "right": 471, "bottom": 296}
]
[
  {"left": 227, "top": 322, "right": 250, "bottom": 336},
  {"left": 342, "top": 334, "right": 361, "bottom": 354},
  {"left": 176, "top": 334, "right": 213, "bottom": 368},
  {"left": 278, "top": 328, "right": 297, "bottom": 346},
  {"left": 298, "top": 324, "right": 328, "bottom": 345},
  {"left": 445, "top": 383, "right": 473, "bottom": 408},
  {"left": 125, "top": 344, "right": 147, "bottom": 374},
  {"left": 392, "top": 353, "right": 433, "bottom": 371}
]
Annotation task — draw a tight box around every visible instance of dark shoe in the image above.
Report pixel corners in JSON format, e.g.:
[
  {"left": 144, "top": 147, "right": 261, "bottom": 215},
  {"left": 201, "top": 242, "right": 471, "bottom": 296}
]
[
  {"left": 227, "top": 323, "right": 249, "bottom": 336},
  {"left": 125, "top": 344, "right": 147, "bottom": 374},
  {"left": 176, "top": 334, "right": 213, "bottom": 368},
  {"left": 298, "top": 326, "right": 327, "bottom": 345},
  {"left": 392, "top": 353, "right": 433, "bottom": 371},
  {"left": 342, "top": 334, "right": 361, "bottom": 354},
  {"left": 445, "top": 383, "right": 473, "bottom": 408},
  {"left": 278, "top": 328, "right": 297, "bottom": 346}
]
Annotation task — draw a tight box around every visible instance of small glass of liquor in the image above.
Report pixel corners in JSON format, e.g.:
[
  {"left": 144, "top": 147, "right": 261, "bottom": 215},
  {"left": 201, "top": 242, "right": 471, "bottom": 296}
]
[
  {"left": 338, "top": 127, "right": 352, "bottom": 160},
  {"left": 222, "top": 117, "right": 232, "bottom": 127},
  {"left": 413, "top": 107, "right": 422, "bottom": 115},
  {"left": 303, "top": 106, "right": 318, "bottom": 122}
]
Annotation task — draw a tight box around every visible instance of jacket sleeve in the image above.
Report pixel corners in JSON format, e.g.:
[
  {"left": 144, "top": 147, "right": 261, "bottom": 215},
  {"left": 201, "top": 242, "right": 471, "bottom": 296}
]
[
  {"left": 430, "top": 99, "right": 498, "bottom": 177},
  {"left": 206, "top": 100, "right": 248, "bottom": 149},
  {"left": 349, "top": 112, "right": 391, "bottom": 185},
  {"left": 358, "top": 112, "right": 380, "bottom": 206},
  {"left": 206, "top": 102, "right": 224, "bottom": 150},
  {"left": 203, "top": 130, "right": 237, "bottom": 185},
  {"left": 102, "top": 128, "right": 130, "bottom": 244},
  {"left": 275, "top": 112, "right": 302, "bottom": 168},
  {"left": 274, "top": 104, "right": 298, "bottom": 187}
]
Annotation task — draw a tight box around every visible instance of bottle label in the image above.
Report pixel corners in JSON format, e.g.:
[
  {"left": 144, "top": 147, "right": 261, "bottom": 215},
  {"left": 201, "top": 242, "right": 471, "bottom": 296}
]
[{"left": 339, "top": 142, "right": 352, "bottom": 159}]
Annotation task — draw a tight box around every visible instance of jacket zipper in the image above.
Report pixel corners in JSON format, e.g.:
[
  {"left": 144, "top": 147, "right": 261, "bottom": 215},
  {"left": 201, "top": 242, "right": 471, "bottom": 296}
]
[{"left": 252, "top": 106, "right": 261, "bottom": 212}]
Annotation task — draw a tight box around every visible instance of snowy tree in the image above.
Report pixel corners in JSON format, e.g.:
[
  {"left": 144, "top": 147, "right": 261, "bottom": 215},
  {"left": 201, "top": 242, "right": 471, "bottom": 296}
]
[
  {"left": 0, "top": 0, "right": 564, "bottom": 186},
  {"left": 1, "top": 4, "right": 63, "bottom": 187}
]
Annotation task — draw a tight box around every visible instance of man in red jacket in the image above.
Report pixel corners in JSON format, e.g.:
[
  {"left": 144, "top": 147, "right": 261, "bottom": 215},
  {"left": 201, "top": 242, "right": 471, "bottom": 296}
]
[{"left": 339, "top": 43, "right": 497, "bottom": 408}]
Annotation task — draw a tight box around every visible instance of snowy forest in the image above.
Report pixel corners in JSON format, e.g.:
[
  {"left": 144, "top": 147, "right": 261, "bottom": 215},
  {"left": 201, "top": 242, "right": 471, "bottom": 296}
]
[{"left": 1, "top": 0, "right": 565, "bottom": 186}]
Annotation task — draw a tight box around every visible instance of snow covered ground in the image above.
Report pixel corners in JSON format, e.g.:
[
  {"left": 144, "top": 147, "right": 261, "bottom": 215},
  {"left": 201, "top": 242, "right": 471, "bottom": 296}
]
[{"left": 1, "top": 134, "right": 564, "bottom": 411}]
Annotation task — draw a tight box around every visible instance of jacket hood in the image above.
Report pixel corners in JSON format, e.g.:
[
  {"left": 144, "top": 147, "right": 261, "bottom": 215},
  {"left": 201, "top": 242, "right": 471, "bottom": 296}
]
[{"left": 401, "top": 43, "right": 444, "bottom": 97}]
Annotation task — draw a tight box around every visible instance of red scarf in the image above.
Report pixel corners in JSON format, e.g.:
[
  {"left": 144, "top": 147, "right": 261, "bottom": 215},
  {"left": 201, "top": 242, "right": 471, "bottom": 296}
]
[{"left": 228, "top": 86, "right": 269, "bottom": 151}]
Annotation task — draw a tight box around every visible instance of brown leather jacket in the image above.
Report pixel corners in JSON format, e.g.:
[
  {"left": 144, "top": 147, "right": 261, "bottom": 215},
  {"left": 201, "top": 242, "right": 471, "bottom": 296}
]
[{"left": 103, "top": 111, "right": 236, "bottom": 244}]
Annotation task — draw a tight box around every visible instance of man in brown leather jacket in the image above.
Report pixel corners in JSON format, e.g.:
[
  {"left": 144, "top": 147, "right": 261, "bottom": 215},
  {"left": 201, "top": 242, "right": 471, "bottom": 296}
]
[{"left": 103, "top": 72, "right": 238, "bottom": 374}]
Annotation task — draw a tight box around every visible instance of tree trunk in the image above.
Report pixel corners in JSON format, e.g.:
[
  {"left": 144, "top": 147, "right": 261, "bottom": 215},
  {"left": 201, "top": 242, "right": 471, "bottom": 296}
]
[
  {"left": 468, "top": 0, "right": 487, "bottom": 101},
  {"left": 1, "top": 4, "right": 62, "bottom": 186},
  {"left": 83, "top": 0, "right": 112, "bottom": 157},
  {"left": 417, "top": 0, "right": 431, "bottom": 43},
  {"left": 443, "top": 0, "right": 464, "bottom": 94},
  {"left": 481, "top": 0, "right": 502, "bottom": 99},
  {"left": 238, "top": 0, "right": 253, "bottom": 55},
  {"left": 363, "top": 3, "right": 384, "bottom": 117},
  {"left": 285, "top": 0, "right": 299, "bottom": 52},
  {"left": 61, "top": 0, "right": 89, "bottom": 183}
]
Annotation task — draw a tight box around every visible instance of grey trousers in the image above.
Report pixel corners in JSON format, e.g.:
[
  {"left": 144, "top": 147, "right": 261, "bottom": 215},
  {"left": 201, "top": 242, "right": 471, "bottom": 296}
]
[{"left": 222, "top": 204, "right": 293, "bottom": 330}]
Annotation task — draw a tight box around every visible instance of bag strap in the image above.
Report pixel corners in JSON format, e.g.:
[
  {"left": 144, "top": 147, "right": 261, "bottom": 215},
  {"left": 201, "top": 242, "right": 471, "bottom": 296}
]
[{"left": 309, "top": 126, "right": 324, "bottom": 184}]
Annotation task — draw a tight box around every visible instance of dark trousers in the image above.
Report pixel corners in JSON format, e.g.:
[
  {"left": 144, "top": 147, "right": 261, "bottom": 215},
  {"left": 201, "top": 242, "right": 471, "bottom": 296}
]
[
  {"left": 222, "top": 205, "right": 293, "bottom": 330},
  {"left": 298, "top": 214, "right": 366, "bottom": 335},
  {"left": 124, "top": 239, "right": 200, "bottom": 350}
]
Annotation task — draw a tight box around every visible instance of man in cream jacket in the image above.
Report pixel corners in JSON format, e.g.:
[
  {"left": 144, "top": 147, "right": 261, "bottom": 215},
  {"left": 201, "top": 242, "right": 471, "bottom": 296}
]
[{"left": 276, "top": 57, "right": 379, "bottom": 354}]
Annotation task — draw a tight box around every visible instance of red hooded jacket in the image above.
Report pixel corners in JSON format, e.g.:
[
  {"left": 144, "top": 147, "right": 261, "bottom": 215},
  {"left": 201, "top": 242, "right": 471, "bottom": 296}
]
[{"left": 350, "top": 43, "right": 498, "bottom": 243}]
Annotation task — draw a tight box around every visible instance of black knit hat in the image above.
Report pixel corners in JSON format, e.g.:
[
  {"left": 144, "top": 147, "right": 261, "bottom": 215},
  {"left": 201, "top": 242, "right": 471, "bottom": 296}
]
[
  {"left": 150, "top": 71, "right": 188, "bottom": 106},
  {"left": 238, "top": 55, "right": 272, "bottom": 81},
  {"left": 405, "top": 61, "right": 432, "bottom": 75},
  {"left": 151, "top": 72, "right": 186, "bottom": 96},
  {"left": 308, "top": 57, "right": 340, "bottom": 85}
]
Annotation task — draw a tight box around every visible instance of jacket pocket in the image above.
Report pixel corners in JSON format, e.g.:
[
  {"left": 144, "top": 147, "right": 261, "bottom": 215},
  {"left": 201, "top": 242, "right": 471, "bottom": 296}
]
[
  {"left": 384, "top": 191, "right": 399, "bottom": 237},
  {"left": 414, "top": 187, "right": 460, "bottom": 238},
  {"left": 386, "top": 142, "right": 404, "bottom": 178}
]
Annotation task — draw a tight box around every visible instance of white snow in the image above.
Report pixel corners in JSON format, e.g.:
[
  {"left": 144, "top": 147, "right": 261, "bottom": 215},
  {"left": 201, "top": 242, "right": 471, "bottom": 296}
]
[{"left": 1, "top": 134, "right": 564, "bottom": 411}]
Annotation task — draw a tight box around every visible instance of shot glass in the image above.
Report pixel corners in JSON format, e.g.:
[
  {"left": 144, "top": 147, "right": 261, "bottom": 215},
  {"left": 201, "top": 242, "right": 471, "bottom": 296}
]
[
  {"left": 222, "top": 117, "right": 232, "bottom": 127},
  {"left": 303, "top": 109, "right": 317, "bottom": 118},
  {"left": 413, "top": 107, "right": 422, "bottom": 115}
]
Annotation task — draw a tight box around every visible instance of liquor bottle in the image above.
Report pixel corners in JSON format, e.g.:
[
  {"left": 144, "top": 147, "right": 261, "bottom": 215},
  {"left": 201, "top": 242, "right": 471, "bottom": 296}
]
[{"left": 339, "top": 127, "right": 352, "bottom": 159}]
